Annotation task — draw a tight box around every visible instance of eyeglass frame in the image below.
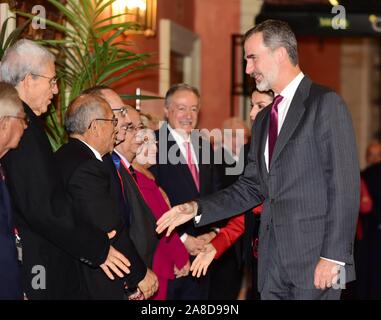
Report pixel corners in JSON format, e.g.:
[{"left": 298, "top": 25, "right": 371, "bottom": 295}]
[
  {"left": 3, "top": 114, "right": 30, "bottom": 126},
  {"left": 30, "top": 73, "right": 58, "bottom": 88},
  {"left": 88, "top": 117, "right": 118, "bottom": 129},
  {"left": 124, "top": 123, "right": 146, "bottom": 132},
  {"left": 111, "top": 107, "right": 129, "bottom": 117}
]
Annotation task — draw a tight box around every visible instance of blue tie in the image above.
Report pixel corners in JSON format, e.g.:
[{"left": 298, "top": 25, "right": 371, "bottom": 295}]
[
  {"left": 110, "top": 152, "right": 131, "bottom": 226},
  {"left": 111, "top": 152, "right": 121, "bottom": 170}
]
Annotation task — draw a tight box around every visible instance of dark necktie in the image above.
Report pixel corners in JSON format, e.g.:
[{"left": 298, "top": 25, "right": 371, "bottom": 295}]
[
  {"left": 268, "top": 95, "right": 284, "bottom": 165},
  {"left": 110, "top": 152, "right": 130, "bottom": 226},
  {"left": 128, "top": 165, "right": 137, "bottom": 182}
]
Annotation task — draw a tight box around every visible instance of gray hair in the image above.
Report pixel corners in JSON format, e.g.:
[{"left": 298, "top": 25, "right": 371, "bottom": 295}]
[
  {"left": 65, "top": 95, "right": 107, "bottom": 135},
  {"left": 0, "top": 39, "right": 55, "bottom": 86},
  {"left": 0, "top": 82, "right": 23, "bottom": 117},
  {"left": 244, "top": 20, "right": 298, "bottom": 66},
  {"left": 164, "top": 83, "right": 200, "bottom": 108}
]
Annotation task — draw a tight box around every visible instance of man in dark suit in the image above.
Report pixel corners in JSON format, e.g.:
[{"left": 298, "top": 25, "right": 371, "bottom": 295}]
[
  {"left": 150, "top": 84, "right": 221, "bottom": 300},
  {"left": 0, "top": 40, "right": 132, "bottom": 299},
  {"left": 157, "top": 20, "right": 360, "bottom": 300},
  {"left": 55, "top": 93, "right": 157, "bottom": 299},
  {"left": 113, "top": 106, "right": 158, "bottom": 267},
  {"left": 0, "top": 82, "right": 27, "bottom": 299},
  {"left": 82, "top": 87, "right": 158, "bottom": 270}
]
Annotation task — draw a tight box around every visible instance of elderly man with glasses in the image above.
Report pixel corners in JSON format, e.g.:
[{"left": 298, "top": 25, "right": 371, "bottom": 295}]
[
  {"left": 0, "top": 40, "right": 132, "bottom": 299},
  {"left": 54, "top": 93, "right": 155, "bottom": 299},
  {"left": 0, "top": 82, "right": 27, "bottom": 299},
  {"left": 80, "top": 86, "right": 159, "bottom": 299}
]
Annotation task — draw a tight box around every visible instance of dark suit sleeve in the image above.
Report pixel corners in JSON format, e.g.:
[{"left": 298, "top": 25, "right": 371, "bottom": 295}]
[
  {"left": 197, "top": 128, "right": 264, "bottom": 227},
  {"left": 68, "top": 160, "right": 147, "bottom": 286},
  {"left": 3, "top": 132, "right": 109, "bottom": 266},
  {"left": 315, "top": 92, "right": 360, "bottom": 263}
]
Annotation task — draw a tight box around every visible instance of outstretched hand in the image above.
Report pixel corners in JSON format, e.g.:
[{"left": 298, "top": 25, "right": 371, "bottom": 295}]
[
  {"left": 156, "top": 201, "right": 198, "bottom": 237},
  {"left": 190, "top": 243, "right": 217, "bottom": 278}
]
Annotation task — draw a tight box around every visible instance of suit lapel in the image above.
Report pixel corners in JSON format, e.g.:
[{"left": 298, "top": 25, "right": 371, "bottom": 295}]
[
  {"left": 257, "top": 107, "right": 270, "bottom": 178},
  {"left": 270, "top": 78, "right": 310, "bottom": 170}
]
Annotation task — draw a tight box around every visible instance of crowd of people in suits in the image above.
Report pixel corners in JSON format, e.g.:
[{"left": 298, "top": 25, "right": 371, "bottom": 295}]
[
  {"left": 0, "top": 37, "right": 264, "bottom": 300},
  {"left": 0, "top": 19, "right": 372, "bottom": 300}
]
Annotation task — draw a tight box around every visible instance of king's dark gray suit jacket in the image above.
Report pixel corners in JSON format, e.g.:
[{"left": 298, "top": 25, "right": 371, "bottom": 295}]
[{"left": 197, "top": 76, "right": 360, "bottom": 291}]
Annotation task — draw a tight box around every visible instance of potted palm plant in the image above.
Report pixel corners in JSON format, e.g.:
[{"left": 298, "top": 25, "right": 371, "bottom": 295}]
[{"left": 17, "top": 0, "right": 157, "bottom": 150}]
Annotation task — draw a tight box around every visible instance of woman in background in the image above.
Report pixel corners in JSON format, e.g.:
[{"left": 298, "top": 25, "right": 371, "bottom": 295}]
[{"left": 132, "top": 126, "right": 190, "bottom": 300}]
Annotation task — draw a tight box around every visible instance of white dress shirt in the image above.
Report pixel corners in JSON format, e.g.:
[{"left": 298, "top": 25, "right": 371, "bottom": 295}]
[
  {"left": 168, "top": 124, "right": 200, "bottom": 243},
  {"left": 78, "top": 139, "right": 103, "bottom": 161},
  {"left": 168, "top": 124, "right": 199, "bottom": 171},
  {"left": 264, "top": 72, "right": 305, "bottom": 171}
]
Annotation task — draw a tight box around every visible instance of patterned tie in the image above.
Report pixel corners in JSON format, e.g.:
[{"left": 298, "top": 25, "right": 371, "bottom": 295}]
[
  {"left": 111, "top": 152, "right": 121, "bottom": 170},
  {"left": 268, "top": 95, "right": 284, "bottom": 164},
  {"left": 110, "top": 152, "right": 130, "bottom": 226},
  {"left": 184, "top": 141, "right": 200, "bottom": 192}
]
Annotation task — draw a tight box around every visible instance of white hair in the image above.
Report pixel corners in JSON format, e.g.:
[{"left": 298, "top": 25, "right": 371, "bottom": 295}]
[
  {"left": 0, "top": 39, "right": 55, "bottom": 86},
  {"left": 0, "top": 82, "right": 23, "bottom": 117}
]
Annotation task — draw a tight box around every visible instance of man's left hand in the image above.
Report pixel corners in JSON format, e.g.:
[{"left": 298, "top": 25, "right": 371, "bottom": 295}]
[{"left": 314, "top": 258, "right": 340, "bottom": 290}]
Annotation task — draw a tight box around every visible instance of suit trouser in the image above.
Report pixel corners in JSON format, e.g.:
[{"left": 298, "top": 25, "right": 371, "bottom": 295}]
[
  {"left": 260, "top": 223, "right": 342, "bottom": 300},
  {"left": 166, "top": 273, "right": 210, "bottom": 300}
]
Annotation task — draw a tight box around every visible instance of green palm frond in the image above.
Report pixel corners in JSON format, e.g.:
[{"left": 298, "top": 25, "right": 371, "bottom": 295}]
[{"left": 15, "top": 0, "right": 158, "bottom": 149}]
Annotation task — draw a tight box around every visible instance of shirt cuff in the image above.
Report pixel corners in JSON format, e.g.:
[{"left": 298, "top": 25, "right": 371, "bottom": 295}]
[
  {"left": 180, "top": 233, "right": 188, "bottom": 243},
  {"left": 320, "top": 256, "right": 345, "bottom": 266},
  {"left": 194, "top": 214, "right": 201, "bottom": 224}
]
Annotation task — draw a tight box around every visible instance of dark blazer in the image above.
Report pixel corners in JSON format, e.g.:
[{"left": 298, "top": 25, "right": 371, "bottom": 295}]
[
  {"left": 150, "top": 123, "right": 222, "bottom": 299},
  {"left": 150, "top": 123, "right": 221, "bottom": 237},
  {"left": 0, "top": 172, "right": 22, "bottom": 299},
  {"left": 2, "top": 103, "right": 109, "bottom": 299},
  {"left": 103, "top": 153, "right": 158, "bottom": 268},
  {"left": 197, "top": 76, "right": 360, "bottom": 291},
  {"left": 55, "top": 138, "right": 147, "bottom": 299}
]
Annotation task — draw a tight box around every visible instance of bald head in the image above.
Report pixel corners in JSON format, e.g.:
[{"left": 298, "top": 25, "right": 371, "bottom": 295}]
[{"left": 65, "top": 94, "right": 109, "bottom": 135}]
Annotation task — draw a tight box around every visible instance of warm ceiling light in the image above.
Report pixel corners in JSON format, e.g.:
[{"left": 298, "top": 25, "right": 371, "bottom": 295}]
[
  {"left": 112, "top": 0, "right": 156, "bottom": 37},
  {"left": 329, "top": 0, "right": 340, "bottom": 6}
]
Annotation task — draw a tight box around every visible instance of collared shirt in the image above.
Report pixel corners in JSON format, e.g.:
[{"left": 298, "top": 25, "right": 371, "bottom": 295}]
[
  {"left": 168, "top": 124, "right": 199, "bottom": 171},
  {"left": 114, "top": 149, "right": 131, "bottom": 168},
  {"left": 168, "top": 124, "right": 200, "bottom": 243},
  {"left": 264, "top": 72, "right": 305, "bottom": 171},
  {"left": 78, "top": 139, "right": 103, "bottom": 161}
]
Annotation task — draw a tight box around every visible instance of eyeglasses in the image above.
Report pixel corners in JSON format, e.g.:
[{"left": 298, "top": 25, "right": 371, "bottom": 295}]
[
  {"left": 5, "top": 115, "right": 30, "bottom": 126},
  {"left": 125, "top": 123, "right": 146, "bottom": 132},
  {"left": 30, "top": 73, "right": 58, "bottom": 88},
  {"left": 88, "top": 117, "right": 118, "bottom": 129},
  {"left": 111, "top": 107, "right": 128, "bottom": 117}
]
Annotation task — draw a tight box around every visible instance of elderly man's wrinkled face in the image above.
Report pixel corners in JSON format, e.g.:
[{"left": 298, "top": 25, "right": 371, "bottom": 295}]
[
  {"left": 124, "top": 108, "right": 145, "bottom": 157},
  {"left": 27, "top": 61, "right": 58, "bottom": 116},
  {"left": 0, "top": 110, "right": 27, "bottom": 158},
  {"left": 96, "top": 106, "right": 118, "bottom": 155},
  {"left": 100, "top": 89, "right": 131, "bottom": 145},
  {"left": 166, "top": 90, "right": 199, "bottom": 137}
]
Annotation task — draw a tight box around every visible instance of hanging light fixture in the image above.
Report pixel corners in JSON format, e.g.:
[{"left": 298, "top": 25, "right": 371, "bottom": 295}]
[{"left": 112, "top": 0, "right": 157, "bottom": 37}]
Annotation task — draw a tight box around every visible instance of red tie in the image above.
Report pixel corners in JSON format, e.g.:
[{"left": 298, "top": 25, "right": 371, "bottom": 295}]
[
  {"left": 268, "top": 95, "right": 284, "bottom": 164},
  {"left": 184, "top": 141, "right": 200, "bottom": 191}
]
